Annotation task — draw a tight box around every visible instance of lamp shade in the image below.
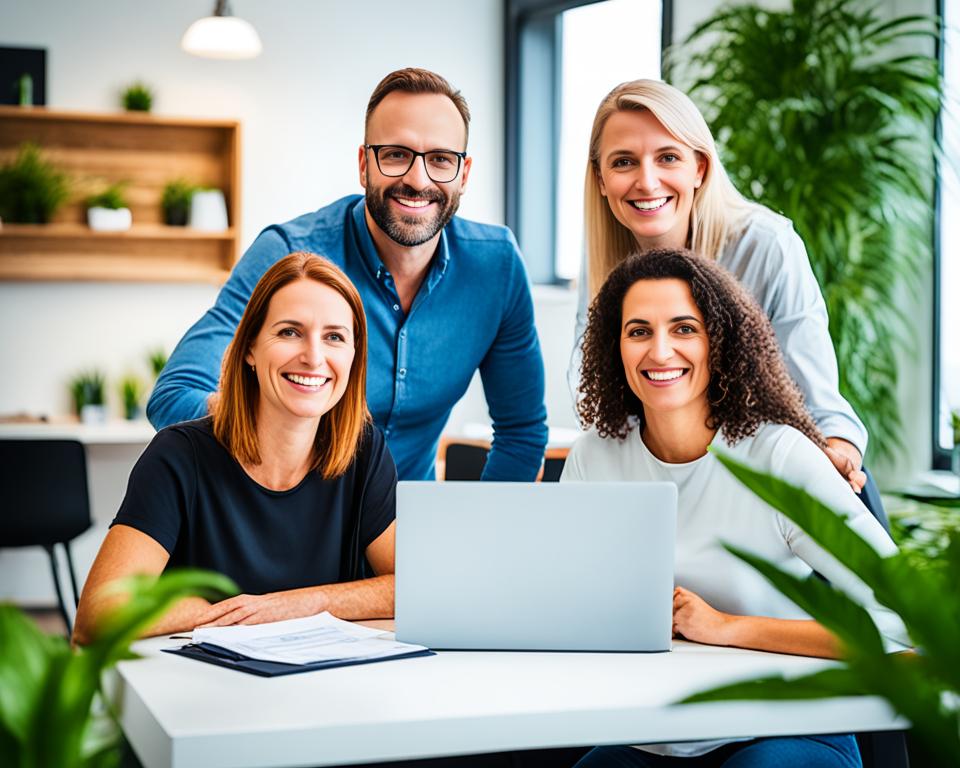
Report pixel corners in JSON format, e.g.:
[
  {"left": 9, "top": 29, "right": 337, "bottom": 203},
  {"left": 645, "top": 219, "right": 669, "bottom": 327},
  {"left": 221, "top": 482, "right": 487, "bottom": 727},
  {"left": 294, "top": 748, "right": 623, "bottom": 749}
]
[{"left": 181, "top": 15, "right": 262, "bottom": 59}]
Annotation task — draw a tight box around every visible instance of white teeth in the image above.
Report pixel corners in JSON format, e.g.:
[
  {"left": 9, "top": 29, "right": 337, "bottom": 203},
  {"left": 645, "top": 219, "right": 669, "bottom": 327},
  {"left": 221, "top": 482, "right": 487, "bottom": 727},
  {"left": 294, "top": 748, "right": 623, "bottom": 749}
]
[
  {"left": 286, "top": 374, "right": 328, "bottom": 387},
  {"left": 645, "top": 369, "right": 684, "bottom": 381},
  {"left": 631, "top": 197, "right": 669, "bottom": 211},
  {"left": 396, "top": 197, "right": 431, "bottom": 208}
]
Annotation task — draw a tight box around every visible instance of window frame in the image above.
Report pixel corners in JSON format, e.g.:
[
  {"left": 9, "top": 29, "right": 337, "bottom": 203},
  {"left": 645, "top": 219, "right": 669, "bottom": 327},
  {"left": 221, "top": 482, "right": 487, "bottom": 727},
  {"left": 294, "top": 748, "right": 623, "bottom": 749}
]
[
  {"left": 932, "top": 0, "right": 950, "bottom": 470},
  {"left": 504, "top": 0, "right": 673, "bottom": 284}
]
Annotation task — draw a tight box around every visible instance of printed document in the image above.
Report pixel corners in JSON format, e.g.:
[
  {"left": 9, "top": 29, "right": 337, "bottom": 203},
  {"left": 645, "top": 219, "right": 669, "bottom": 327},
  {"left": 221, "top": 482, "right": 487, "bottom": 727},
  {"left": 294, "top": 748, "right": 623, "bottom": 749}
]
[{"left": 191, "top": 612, "right": 427, "bottom": 665}]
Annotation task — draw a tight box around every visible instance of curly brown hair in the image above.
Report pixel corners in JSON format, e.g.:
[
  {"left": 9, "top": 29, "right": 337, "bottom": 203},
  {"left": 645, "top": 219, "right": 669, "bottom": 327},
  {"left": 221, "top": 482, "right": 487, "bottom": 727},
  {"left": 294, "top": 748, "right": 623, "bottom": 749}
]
[{"left": 578, "top": 248, "right": 825, "bottom": 447}]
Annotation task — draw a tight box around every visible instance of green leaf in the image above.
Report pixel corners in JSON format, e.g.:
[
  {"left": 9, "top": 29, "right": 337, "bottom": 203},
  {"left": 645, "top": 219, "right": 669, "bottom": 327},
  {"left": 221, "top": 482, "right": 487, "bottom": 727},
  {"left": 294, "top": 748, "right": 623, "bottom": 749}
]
[
  {"left": 722, "top": 543, "right": 885, "bottom": 657},
  {"left": 678, "top": 666, "right": 865, "bottom": 704}
]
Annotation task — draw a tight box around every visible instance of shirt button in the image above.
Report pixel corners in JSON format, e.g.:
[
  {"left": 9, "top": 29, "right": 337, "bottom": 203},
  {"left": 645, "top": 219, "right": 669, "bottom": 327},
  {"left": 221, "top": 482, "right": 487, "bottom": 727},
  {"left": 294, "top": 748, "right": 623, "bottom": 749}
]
[
  {"left": 393, "top": 303, "right": 400, "bottom": 311},
  {"left": 399, "top": 330, "right": 406, "bottom": 339},
  {"left": 398, "top": 368, "right": 406, "bottom": 378}
]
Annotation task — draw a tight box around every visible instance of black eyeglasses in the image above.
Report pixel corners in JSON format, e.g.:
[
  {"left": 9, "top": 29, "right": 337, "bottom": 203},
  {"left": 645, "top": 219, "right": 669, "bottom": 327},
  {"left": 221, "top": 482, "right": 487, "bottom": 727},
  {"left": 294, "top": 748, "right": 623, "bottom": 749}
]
[{"left": 364, "top": 144, "right": 466, "bottom": 184}]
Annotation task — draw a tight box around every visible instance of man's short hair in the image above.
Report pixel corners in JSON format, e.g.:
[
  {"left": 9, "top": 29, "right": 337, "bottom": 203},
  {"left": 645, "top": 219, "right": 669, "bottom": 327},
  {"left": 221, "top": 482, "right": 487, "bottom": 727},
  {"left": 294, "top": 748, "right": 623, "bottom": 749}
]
[{"left": 365, "top": 68, "right": 470, "bottom": 147}]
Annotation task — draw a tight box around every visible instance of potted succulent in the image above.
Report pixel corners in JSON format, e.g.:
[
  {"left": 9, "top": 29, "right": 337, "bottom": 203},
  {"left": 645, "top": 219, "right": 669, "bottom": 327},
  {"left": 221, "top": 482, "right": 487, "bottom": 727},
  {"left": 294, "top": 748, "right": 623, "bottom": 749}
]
[
  {"left": 86, "top": 182, "right": 131, "bottom": 231},
  {"left": 161, "top": 179, "right": 197, "bottom": 226},
  {"left": 70, "top": 370, "right": 107, "bottom": 424},
  {"left": 121, "top": 80, "right": 153, "bottom": 112},
  {"left": 0, "top": 142, "right": 71, "bottom": 224},
  {"left": 119, "top": 374, "right": 145, "bottom": 421}
]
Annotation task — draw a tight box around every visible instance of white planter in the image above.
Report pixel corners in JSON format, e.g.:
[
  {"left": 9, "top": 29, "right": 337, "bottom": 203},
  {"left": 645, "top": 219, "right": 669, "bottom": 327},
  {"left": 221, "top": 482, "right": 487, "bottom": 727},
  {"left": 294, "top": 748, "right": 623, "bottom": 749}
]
[
  {"left": 80, "top": 404, "right": 108, "bottom": 425},
  {"left": 189, "top": 189, "right": 228, "bottom": 231},
  {"left": 87, "top": 206, "right": 132, "bottom": 231}
]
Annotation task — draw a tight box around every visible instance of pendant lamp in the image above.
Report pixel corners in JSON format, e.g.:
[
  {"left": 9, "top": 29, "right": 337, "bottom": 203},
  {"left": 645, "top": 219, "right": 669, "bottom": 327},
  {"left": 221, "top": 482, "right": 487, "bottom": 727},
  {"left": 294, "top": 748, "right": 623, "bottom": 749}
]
[{"left": 181, "top": 0, "right": 262, "bottom": 60}]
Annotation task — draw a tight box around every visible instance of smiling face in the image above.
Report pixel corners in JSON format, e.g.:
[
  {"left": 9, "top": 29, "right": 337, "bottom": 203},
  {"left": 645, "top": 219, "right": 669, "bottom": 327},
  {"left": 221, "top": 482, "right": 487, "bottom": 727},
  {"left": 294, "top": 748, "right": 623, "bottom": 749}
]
[
  {"left": 620, "top": 277, "right": 711, "bottom": 419},
  {"left": 597, "top": 109, "right": 706, "bottom": 251},
  {"left": 245, "top": 278, "right": 356, "bottom": 424},
  {"left": 360, "top": 91, "right": 472, "bottom": 248}
]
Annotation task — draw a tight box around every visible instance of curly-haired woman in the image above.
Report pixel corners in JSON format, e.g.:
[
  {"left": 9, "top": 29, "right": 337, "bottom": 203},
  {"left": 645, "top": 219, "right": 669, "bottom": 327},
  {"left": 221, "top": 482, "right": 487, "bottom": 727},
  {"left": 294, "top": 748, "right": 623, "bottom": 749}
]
[
  {"left": 570, "top": 79, "right": 867, "bottom": 495},
  {"left": 562, "top": 250, "right": 908, "bottom": 768}
]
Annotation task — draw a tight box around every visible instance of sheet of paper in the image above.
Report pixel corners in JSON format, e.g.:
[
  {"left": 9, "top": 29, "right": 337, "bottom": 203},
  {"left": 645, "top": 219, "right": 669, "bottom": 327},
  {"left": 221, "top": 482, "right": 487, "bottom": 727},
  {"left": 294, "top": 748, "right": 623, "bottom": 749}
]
[{"left": 191, "top": 612, "right": 427, "bottom": 665}]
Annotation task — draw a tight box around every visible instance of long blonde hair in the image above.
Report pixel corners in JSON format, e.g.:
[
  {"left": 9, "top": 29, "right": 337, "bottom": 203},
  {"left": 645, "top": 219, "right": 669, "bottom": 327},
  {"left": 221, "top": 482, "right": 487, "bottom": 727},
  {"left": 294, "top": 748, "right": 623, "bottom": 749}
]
[{"left": 584, "top": 79, "right": 759, "bottom": 298}]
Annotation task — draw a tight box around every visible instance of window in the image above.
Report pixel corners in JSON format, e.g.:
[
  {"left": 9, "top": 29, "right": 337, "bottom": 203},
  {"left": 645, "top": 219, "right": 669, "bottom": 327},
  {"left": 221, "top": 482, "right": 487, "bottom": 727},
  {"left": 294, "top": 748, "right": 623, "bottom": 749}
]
[
  {"left": 935, "top": 0, "right": 959, "bottom": 467},
  {"left": 506, "top": 0, "right": 670, "bottom": 284}
]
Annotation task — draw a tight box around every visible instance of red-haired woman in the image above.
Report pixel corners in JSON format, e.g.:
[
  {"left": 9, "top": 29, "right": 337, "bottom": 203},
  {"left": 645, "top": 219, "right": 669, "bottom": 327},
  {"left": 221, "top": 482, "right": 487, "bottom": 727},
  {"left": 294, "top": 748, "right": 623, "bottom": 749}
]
[{"left": 74, "top": 253, "right": 395, "bottom": 643}]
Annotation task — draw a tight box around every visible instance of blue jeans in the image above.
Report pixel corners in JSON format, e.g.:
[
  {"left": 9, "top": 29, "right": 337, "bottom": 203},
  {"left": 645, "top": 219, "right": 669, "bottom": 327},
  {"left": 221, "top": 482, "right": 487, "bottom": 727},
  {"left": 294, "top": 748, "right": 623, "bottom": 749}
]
[{"left": 573, "top": 735, "right": 861, "bottom": 768}]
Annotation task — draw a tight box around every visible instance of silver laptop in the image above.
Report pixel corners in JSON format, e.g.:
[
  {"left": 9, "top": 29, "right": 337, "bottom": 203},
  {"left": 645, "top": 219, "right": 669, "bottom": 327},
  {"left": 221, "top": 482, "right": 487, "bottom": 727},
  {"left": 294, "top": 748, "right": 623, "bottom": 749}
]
[{"left": 395, "top": 482, "right": 677, "bottom": 652}]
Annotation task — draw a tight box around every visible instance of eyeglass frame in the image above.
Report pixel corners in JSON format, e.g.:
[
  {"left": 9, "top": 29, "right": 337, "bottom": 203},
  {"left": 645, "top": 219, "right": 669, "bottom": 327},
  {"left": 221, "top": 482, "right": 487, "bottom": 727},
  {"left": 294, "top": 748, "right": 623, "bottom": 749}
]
[{"left": 364, "top": 144, "right": 468, "bottom": 183}]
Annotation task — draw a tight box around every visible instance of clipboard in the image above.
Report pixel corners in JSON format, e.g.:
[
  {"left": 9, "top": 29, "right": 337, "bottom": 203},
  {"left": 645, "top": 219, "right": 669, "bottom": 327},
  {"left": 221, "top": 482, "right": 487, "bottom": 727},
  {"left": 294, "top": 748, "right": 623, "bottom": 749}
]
[{"left": 164, "top": 642, "right": 436, "bottom": 677}]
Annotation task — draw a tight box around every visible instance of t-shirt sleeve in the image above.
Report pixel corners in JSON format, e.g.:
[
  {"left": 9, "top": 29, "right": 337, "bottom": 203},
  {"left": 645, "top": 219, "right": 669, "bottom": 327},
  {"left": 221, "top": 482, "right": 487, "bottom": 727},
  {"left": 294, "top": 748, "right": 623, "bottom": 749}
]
[
  {"left": 112, "top": 427, "right": 197, "bottom": 555},
  {"left": 357, "top": 425, "right": 397, "bottom": 550}
]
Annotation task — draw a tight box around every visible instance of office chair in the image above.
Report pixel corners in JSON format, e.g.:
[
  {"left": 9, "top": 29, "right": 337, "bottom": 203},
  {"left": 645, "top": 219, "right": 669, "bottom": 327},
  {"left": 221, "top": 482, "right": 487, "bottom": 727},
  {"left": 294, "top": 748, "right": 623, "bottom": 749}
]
[
  {"left": 435, "top": 438, "right": 567, "bottom": 482},
  {"left": 0, "top": 440, "right": 93, "bottom": 636}
]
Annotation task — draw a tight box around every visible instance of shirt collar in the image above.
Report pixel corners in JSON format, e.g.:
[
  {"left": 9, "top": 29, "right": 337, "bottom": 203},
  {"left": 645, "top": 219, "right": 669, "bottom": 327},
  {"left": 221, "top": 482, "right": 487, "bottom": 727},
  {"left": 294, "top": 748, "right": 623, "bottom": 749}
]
[{"left": 350, "top": 198, "right": 450, "bottom": 289}]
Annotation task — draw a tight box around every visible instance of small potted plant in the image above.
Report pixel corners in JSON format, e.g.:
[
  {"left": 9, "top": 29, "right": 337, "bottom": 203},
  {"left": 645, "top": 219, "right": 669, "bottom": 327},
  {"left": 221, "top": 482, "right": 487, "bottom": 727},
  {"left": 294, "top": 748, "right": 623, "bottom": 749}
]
[
  {"left": 119, "top": 374, "right": 145, "bottom": 421},
  {"left": 148, "top": 348, "right": 168, "bottom": 378},
  {"left": 161, "top": 179, "right": 197, "bottom": 226},
  {"left": 0, "top": 142, "right": 71, "bottom": 224},
  {"left": 70, "top": 370, "right": 107, "bottom": 424},
  {"left": 86, "top": 182, "right": 131, "bottom": 231},
  {"left": 121, "top": 81, "right": 153, "bottom": 112}
]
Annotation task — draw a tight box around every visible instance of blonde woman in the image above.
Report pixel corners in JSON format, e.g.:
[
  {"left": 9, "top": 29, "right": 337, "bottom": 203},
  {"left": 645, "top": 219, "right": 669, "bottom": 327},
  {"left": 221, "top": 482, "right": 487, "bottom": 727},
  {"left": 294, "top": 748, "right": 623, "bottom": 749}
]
[{"left": 571, "top": 79, "right": 868, "bottom": 495}]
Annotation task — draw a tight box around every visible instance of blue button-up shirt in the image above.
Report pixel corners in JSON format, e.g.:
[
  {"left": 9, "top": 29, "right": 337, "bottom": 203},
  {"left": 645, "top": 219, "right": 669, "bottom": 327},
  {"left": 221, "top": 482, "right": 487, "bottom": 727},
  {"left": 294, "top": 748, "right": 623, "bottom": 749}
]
[{"left": 147, "top": 195, "right": 548, "bottom": 481}]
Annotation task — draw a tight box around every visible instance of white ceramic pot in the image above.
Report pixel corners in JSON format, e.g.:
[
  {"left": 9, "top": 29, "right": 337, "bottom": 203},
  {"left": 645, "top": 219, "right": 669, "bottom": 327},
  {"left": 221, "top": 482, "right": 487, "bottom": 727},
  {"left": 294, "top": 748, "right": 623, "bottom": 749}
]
[
  {"left": 189, "top": 189, "right": 228, "bottom": 231},
  {"left": 80, "top": 404, "right": 108, "bottom": 425},
  {"left": 87, "top": 206, "right": 132, "bottom": 231}
]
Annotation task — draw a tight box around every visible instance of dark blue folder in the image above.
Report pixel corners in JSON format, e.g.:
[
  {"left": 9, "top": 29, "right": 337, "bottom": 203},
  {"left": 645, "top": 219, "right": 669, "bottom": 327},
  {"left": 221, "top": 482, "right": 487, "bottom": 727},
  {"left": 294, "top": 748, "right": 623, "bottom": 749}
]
[{"left": 164, "top": 642, "right": 435, "bottom": 677}]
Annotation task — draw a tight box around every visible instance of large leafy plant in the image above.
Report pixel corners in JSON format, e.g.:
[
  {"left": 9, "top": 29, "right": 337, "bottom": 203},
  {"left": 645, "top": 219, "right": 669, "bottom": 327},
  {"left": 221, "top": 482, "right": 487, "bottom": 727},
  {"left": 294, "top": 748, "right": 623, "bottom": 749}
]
[
  {"left": 0, "top": 569, "right": 235, "bottom": 768},
  {"left": 673, "top": 0, "right": 942, "bottom": 462},
  {"left": 681, "top": 451, "right": 960, "bottom": 764}
]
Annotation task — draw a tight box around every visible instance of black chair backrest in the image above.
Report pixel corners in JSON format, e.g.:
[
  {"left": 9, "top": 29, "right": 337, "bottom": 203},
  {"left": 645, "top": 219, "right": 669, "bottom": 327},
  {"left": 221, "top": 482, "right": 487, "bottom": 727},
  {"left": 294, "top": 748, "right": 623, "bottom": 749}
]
[
  {"left": 444, "top": 443, "right": 489, "bottom": 481},
  {"left": 0, "top": 440, "right": 92, "bottom": 547}
]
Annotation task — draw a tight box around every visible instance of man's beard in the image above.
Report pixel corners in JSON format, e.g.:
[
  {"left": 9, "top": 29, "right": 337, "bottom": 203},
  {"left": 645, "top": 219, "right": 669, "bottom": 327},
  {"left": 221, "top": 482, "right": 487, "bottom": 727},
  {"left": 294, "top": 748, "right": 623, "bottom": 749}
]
[{"left": 365, "top": 181, "right": 461, "bottom": 247}]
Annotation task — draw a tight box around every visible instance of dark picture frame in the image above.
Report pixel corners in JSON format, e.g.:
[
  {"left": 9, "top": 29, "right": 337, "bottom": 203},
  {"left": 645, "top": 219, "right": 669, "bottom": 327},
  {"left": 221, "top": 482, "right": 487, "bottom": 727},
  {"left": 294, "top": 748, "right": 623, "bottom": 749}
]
[{"left": 0, "top": 46, "right": 47, "bottom": 106}]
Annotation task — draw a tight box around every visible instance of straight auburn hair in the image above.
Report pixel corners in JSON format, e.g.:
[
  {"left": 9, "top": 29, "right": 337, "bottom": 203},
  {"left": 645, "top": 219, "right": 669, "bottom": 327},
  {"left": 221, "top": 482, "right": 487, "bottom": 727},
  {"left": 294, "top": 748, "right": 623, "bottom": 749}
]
[
  {"left": 584, "top": 79, "right": 761, "bottom": 298},
  {"left": 213, "top": 252, "right": 370, "bottom": 479}
]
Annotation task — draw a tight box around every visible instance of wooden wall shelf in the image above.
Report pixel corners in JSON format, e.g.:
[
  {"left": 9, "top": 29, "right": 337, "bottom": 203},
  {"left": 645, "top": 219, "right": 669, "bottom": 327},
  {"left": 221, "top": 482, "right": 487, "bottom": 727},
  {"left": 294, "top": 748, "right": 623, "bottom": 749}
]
[{"left": 0, "top": 107, "right": 241, "bottom": 283}]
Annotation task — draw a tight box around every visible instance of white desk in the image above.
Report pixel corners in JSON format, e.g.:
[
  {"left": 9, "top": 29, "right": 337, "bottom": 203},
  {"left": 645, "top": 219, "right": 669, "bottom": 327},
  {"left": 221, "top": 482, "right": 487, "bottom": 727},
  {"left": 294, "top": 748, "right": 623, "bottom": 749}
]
[{"left": 114, "top": 634, "right": 903, "bottom": 768}]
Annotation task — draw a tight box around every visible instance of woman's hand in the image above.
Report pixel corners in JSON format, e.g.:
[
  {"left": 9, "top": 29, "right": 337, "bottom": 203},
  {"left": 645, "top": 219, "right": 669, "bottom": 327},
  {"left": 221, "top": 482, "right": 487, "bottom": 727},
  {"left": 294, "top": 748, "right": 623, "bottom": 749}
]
[
  {"left": 823, "top": 437, "right": 866, "bottom": 494},
  {"left": 195, "top": 587, "right": 327, "bottom": 628},
  {"left": 672, "top": 586, "right": 735, "bottom": 646}
]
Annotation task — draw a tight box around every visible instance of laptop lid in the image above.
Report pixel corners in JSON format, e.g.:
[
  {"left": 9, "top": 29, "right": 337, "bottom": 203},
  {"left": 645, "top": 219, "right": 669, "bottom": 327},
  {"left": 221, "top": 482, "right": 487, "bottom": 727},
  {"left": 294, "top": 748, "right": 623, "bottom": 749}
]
[{"left": 395, "top": 482, "right": 677, "bottom": 652}]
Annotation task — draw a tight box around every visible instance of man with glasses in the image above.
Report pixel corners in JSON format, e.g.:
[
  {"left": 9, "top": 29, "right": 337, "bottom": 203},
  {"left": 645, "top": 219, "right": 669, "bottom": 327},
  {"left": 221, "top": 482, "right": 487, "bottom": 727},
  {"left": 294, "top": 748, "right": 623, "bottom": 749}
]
[{"left": 148, "top": 68, "right": 548, "bottom": 482}]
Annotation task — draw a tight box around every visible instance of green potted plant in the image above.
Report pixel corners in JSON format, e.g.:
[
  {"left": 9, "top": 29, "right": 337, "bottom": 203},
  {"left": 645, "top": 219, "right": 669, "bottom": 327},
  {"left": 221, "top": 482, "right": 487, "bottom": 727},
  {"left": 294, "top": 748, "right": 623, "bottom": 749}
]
[
  {"left": 0, "top": 569, "right": 235, "bottom": 767},
  {"left": 85, "top": 182, "right": 131, "bottom": 232},
  {"left": 671, "top": 0, "right": 942, "bottom": 463},
  {"left": 119, "top": 374, "right": 145, "bottom": 421},
  {"left": 160, "top": 179, "right": 197, "bottom": 226},
  {"left": 70, "top": 370, "right": 106, "bottom": 424},
  {"left": 0, "top": 142, "right": 71, "bottom": 224},
  {"left": 148, "top": 348, "right": 168, "bottom": 379},
  {"left": 681, "top": 450, "right": 960, "bottom": 764},
  {"left": 121, "top": 81, "right": 153, "bottom": 112}
]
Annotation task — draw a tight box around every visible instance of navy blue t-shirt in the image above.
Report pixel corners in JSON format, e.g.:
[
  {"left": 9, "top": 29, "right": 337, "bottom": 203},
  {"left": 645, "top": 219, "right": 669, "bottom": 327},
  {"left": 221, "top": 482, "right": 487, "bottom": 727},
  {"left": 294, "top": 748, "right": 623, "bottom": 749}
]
[{"left": 112, "top": 418, "right": 396, "bottom": 594}]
